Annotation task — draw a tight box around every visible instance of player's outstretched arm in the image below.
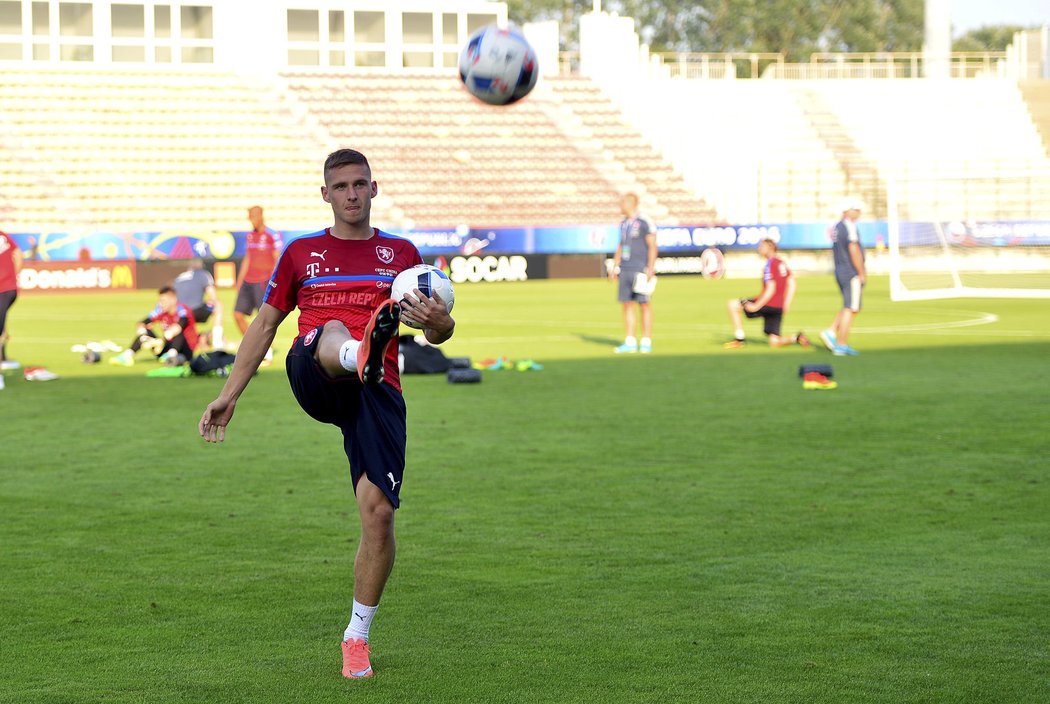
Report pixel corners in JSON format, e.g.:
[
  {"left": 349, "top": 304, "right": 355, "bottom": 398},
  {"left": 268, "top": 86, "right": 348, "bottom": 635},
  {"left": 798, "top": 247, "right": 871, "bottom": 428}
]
[
  {"left": 199, "top": 303, "right": 288, "bottom": 443},
  {"left": 401, "top": 289, "right": 455, "bottom": 345}
]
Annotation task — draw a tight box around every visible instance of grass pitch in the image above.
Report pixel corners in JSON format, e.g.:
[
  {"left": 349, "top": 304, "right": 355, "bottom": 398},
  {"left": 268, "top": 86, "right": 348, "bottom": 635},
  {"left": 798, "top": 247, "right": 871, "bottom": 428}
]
[{"left": 2, "top": 275, "right": 1048, "bottom": 703}]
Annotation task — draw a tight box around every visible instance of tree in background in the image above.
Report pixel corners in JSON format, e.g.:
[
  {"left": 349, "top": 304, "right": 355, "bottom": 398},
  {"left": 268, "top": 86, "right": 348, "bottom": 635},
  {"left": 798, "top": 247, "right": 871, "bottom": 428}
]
[
  {"left": 507, "top": 0, "right": 926, "bottom": 60},
  {"left": 953, "top": 25, "right": 1026, "bottom": 52}
]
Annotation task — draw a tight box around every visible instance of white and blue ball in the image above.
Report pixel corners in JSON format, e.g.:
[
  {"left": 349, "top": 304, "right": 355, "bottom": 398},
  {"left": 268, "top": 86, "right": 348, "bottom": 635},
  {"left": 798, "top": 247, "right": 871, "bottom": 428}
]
[
  {"left": 390, "top": 265, "right": 455, "bottom": 329},
  {"left": 458, "top": 25, "right": 538, "bottom": 106}
]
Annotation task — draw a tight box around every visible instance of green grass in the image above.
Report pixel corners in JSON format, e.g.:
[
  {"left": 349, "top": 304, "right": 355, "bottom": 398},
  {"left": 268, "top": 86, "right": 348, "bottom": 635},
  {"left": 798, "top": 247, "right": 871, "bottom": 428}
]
[{"left": 2, "top": 276, "right": 1048, "bottom": 703}]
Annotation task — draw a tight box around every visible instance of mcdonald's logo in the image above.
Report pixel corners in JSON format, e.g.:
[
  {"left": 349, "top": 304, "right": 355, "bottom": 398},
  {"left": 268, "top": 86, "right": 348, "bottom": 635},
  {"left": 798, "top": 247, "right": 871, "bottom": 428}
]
[{"left": 111, "top": 264, "right": 135, "bottom": 289}]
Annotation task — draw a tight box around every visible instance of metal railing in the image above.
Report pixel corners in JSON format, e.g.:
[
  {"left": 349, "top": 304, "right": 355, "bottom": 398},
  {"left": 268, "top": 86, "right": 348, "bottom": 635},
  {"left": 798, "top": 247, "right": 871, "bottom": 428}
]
[{"left": 650, "top": 52, "right": 785, "bottom": 80}]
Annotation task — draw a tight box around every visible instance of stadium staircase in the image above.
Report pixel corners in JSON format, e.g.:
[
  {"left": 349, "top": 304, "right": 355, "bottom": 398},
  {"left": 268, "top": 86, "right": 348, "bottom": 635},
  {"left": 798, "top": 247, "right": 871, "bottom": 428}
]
[
  {"left": 1019, "top": 80, "right": 1050, "bottom": 157},
  {"left": 544, "top": 76, "right": 719, "bottom": 225},
  {"left": 798, "top": 80, "right": 1050, "bottom": 220},
  {"left": 789, "top": 86, "right": 884, "bottom": 215}
]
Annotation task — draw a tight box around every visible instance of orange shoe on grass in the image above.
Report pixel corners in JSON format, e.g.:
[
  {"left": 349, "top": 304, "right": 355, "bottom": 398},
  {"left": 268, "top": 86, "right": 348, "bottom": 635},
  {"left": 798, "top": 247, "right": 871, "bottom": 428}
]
[
  {"left": 341, "top": 638, "right": 374, "bottom": 679},
  {"left": 357, "top": 300, "right": 401, "bottom": 385}
]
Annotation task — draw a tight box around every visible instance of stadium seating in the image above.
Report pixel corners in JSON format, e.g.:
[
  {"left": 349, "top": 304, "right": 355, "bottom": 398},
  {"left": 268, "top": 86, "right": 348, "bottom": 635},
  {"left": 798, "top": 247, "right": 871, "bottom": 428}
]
[
  {"left": 789, "top": 80, "right": 1050, "bottom": 220},
  {"left": 2, "top": 63, "right": 1048, "bottom": 232},
  {"left": 0, "top": 65, "right": 329, "bottom": 233},
  {"left": 279, "top": 71, "right": 716, "bottom": 227},
  {"left": 617, "top": 74, "right": 1050, "bottom": 222}
]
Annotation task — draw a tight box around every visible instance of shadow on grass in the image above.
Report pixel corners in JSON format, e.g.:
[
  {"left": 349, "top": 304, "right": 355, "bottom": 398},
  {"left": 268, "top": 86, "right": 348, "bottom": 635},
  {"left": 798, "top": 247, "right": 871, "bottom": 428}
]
[{"left": 576, "top": 333, "right": 622, "bottom": 348}]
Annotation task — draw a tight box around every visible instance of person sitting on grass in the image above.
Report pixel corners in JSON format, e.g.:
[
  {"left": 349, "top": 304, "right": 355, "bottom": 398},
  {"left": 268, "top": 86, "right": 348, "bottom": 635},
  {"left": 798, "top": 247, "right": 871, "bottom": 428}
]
[
  {"left": 111, "top": 286, "right": 201, "bottom": 366},
  {"left": 724, "top": 238, "right": 809, "bottom": 349}
]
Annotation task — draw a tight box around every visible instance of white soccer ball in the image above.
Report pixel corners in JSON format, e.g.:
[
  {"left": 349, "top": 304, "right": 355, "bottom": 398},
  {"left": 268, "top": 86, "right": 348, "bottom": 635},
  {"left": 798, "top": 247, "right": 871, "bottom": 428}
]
[
  {"left": 389, "top": 265, "right": 455, "bottom": 329},
  {"left": 458, "top": 24, "right": 538, "bottom": 106}
]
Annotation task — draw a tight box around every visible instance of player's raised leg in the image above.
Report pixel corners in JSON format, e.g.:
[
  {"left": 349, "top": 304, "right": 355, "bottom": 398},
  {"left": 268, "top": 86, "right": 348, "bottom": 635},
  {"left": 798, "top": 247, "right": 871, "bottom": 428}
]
[{"left": 313, "top": 300, "right": 401, "bottom": 384}]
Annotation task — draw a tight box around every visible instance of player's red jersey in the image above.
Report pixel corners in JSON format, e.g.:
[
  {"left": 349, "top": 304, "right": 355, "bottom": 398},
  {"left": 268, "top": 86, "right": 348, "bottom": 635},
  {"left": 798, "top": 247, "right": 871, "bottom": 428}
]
[
  {"left": 761, "top": 256, "right": 791, "bottom": 309},
  {"left": 144, "top": 303, "right": 200, "bottom": 350},
  {"left": 0, "top": 231, "right": 17, "bottom": 292},
  {"left": 264, "top": 228, "right": 423, "bottom": 392},
  {"left": 244, "top": 227, "right": 284, "bottom": 283}
]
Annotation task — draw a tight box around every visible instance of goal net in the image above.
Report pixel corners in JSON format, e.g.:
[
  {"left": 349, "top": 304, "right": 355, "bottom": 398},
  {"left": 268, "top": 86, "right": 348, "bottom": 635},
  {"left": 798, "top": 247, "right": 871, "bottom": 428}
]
[{"left": 887, "top": 173, "right": 1050, "bottom": 300}]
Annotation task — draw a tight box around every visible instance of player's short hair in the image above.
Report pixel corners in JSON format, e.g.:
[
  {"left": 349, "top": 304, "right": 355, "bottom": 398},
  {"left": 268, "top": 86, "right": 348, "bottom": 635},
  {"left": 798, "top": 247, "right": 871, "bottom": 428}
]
[
  {"left": 324, "top": 149, "right": 371, "bottom": 184},
  {"left": 158, "top": 285, "right": 175, "bottom": 296},
  {"left": 621, "top": 192, "right": 639, "bottom": 206},
  {"left": 760, "top": 238, "right": 778, "bottom": 251}
]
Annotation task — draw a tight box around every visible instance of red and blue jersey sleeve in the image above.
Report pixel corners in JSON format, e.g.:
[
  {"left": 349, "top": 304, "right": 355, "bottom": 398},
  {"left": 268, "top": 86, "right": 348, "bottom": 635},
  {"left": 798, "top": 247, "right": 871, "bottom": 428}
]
[{"left": 264, "top": 241, "right": 302, "bottom": 313}]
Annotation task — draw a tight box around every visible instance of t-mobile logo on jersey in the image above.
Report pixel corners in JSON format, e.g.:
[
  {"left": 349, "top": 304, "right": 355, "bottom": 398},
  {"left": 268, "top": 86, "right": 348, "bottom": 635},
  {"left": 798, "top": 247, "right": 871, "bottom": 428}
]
[{"left": 306, "top": 262, "right": 320, "bottom": 278}]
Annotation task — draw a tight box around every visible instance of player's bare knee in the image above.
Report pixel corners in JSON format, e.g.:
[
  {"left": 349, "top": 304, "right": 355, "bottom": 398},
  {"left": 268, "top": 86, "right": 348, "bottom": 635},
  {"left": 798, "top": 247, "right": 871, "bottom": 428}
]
[
  {"left": 360, "top": 499, "right": 394, "bottom": 536},
  {"left": 323, "top": 319, "right": 350, "bottom": 336}
]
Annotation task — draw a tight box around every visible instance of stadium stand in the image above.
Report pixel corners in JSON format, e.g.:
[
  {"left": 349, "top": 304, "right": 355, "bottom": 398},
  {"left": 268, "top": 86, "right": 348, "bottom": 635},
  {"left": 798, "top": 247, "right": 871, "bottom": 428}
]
[
  {"left": 602, "top": 74, "right": 1050, "bottom": 222},
  {"left": 619, "top": 79, "right": 852, "bottom": 223},
  {"left": 279, "top": 70, "right": 716, "bottom": 227},
  {"left": 1019, "top": 80, "right": 1050, "bottom": 157},
  {"left": 2, "top": 65, "right": 1049, "bottom": 232},
  {"left": 0, "top": 65, "right": 330, "bottom": 232},
  {"left": 788, "top": 80, "right": 1050, "bottom": 220}
]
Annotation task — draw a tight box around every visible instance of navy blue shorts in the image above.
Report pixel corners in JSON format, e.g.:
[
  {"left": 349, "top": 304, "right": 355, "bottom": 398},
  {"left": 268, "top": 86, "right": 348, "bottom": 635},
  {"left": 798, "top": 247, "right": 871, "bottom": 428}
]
[
  {"left": 741, "top": 298, "right": 783, "bottom": 336},
  {"left": 285, "top": 326, "right": 407, "bottom": 509},
  {"left": 0, "top": 289, "right": 16, "bottom": 336}
]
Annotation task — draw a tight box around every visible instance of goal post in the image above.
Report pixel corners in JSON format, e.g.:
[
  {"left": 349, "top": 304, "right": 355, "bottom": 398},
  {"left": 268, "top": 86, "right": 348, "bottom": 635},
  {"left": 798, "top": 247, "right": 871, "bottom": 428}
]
[{"left": 886, "top": 173, "right": 1050, "bottom": 301}]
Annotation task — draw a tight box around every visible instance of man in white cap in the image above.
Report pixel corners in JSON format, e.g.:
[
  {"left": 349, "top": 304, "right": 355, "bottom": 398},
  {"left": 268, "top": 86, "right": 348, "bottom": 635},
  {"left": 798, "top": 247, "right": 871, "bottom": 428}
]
[{"left": 820, "top": 200, "right": 866, "bottom": 356}]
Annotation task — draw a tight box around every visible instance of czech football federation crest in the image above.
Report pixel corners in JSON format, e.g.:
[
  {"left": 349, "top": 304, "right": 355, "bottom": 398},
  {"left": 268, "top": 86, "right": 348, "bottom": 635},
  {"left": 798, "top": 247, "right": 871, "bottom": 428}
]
[
  {"left": 376, "top": 246, "right": 394, "bottom": 264},
  {"left": 304, "top": 328, "right": 318, "bottom": 347}
]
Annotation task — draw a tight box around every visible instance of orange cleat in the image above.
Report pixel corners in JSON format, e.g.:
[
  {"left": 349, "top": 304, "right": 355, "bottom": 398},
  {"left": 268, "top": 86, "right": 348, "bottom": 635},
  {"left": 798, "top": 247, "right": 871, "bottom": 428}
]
[
  {"left": 357, "top": 300, "right": 401, "bottom": 385},
  {"left": 341, "top": 638, "right": 374, "bottom": 679},
  {"left": 802, "top": 371, "right": 837, "bottom": 390}
]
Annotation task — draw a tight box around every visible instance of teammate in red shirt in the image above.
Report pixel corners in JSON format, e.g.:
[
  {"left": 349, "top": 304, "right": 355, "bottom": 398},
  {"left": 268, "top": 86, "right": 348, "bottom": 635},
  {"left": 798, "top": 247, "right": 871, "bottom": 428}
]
[
  {"left": 110, "top": 286, "right": 200, "bottom": 366},
  {"left": 234, "top": 206, "right": 284, "bottom": 336},
  {"left": 0, "top": 229, "right": 24, "bottom": 370},
  {"left": 724, "top": 239, "right": 809, "bottom": 348},
  {"left": 198, "top": 149, "right": 455, "bottom": 680}
]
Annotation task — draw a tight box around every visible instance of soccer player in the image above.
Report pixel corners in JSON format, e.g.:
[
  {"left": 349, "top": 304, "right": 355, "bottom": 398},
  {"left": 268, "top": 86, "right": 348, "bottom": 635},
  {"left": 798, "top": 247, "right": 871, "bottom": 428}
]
[
  {"left": 610, "top": 192, "right": 657, "bottom": 353},
  {"left": 724, "top": 239, "right": 809, "bottom": 349},
  {"left": 110, "top": 286, "right": 201, "bottom": 366},
  {"left": 820, "top": 201, "right": 866, "bottom": 356},
  {"left": 174, "top": 258, "right": 224, "bottom": 348},
  {"left": 198, "top": 148, "right": 455, "bottom": 680},
  {"left": 234, "top": 206, "right": 283, "bottom": 339},
  {"left": 0, "top": 228, "right": 22, "bottom": 377}
]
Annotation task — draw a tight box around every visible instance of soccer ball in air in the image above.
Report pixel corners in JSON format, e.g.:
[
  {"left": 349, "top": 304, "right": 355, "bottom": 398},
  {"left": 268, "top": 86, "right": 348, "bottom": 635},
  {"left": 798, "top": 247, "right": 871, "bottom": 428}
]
[
  {"left": 389, "top": 265, "right": 456, "bottom": 329},
  {"left": 458, "top": 24, "right": 538, "bottom": 106}
]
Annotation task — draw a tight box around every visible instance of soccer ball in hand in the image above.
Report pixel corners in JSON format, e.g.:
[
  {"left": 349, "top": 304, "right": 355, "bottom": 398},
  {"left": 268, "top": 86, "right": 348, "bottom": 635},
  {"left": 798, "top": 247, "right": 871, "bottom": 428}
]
[
  {"left": 458, "top": 25, "right": 538, "bottom": 106},
  {"left": 389, "top": 265, "right": 456, "bottom": 329}
]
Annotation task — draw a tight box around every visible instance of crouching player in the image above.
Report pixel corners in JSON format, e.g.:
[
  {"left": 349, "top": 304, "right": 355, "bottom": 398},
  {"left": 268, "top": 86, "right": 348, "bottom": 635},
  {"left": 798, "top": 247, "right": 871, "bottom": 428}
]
[
  {"left": 724, "top": 238, "right": 809, "bottom": 349},
  {"left": 198, "top": 149, "right": 454, "bottom": 680}
]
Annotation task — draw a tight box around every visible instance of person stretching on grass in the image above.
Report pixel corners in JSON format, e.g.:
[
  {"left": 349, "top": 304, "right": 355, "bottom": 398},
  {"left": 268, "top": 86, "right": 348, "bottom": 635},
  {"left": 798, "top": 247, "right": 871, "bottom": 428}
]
[
  {"left": 198, "top": 148, "right": 455, "bottom": 680},
  {"left": 724, "top": 239, "right": 809, "bottom": 349}
]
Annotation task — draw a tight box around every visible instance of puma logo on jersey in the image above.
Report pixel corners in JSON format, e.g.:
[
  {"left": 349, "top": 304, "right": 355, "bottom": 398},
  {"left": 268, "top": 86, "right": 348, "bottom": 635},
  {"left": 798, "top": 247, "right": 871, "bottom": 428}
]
[{"left": 310, "top": 250, "right": 327, "bottom": 260}]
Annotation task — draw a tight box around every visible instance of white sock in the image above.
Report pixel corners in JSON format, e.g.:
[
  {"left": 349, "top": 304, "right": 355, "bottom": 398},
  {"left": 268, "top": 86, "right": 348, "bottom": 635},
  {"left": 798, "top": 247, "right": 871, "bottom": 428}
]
[
  {"left": 624, "top": 336, "right": 637, "bottom": 347},
  {"left": 344, "top": 600, "right": 378, "bottom": 643},
  {"left": 338, "top": 339, "right": 360, "bottom": 372},
  {"left": 640, "top": 337, "right": 652, "bottom": 347},
  {"left": 211, "top": 325, "right": 224, "bottom": 348},
  {"left": 734, "top": 328, "right": 744, "bottom": 340}
]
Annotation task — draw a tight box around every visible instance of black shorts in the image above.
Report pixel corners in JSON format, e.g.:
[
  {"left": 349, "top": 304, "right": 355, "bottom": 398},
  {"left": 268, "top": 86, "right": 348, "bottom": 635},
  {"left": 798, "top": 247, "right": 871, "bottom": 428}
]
[
  {"left": 0, "top": 289, "right": 15, "bottom": 335},
  {"left": 286, "top": 327, "right": 407, "bottom": 509},
  {"left": 235, "top": 281, "right": 266, "bottom": 316},
  {"left": 741, "top": 299, "right": 783, "bottom": 336},
  {"left": 191, "top": 304, "right": 214, "bottom": 324}
]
